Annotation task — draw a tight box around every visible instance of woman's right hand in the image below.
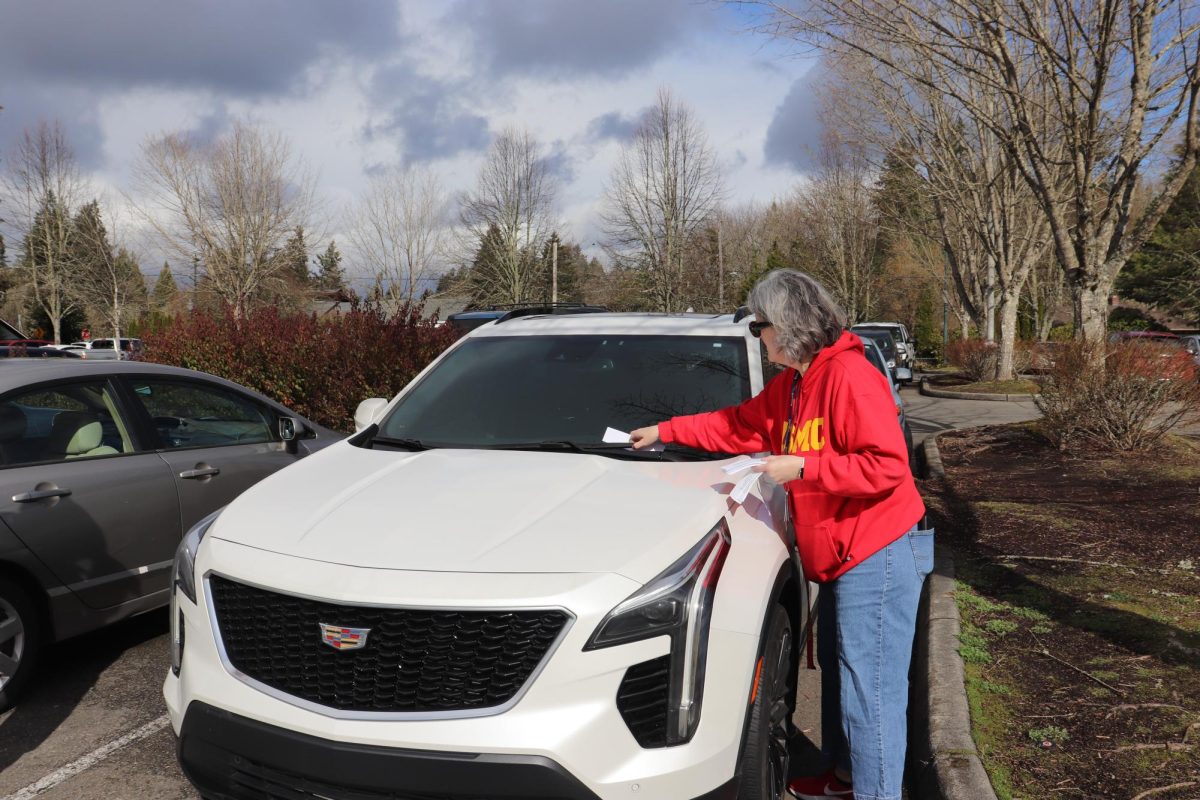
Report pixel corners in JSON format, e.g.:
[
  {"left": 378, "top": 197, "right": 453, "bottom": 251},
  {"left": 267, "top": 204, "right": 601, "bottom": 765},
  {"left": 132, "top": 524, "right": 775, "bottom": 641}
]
[{"left": 629, "top": 425, "right": 660, "bottom": 449}]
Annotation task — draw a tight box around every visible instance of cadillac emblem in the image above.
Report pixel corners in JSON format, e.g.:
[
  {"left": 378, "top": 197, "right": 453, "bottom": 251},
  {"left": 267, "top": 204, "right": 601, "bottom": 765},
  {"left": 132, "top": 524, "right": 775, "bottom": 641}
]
[{"left": 318, "top": 622, "right": 370, "bottom": 651}]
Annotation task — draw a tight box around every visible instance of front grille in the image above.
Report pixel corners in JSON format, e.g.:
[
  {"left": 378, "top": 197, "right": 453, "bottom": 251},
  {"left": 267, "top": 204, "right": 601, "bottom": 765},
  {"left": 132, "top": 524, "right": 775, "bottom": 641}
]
[
  {"left": 616, "top": 655, "right": 671, "bottom": 747},
  {"left": 208, "top": 575, "right": 568, "bottom": 714}
]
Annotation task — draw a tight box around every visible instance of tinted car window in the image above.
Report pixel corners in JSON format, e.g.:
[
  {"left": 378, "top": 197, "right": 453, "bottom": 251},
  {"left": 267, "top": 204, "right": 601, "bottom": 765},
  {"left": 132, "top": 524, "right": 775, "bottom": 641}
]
[
  {"left": 853, "top": 329, "right": 897, "bottom": 362},
  {"left": 128, "top": 380, "right": 275, "bottom": 449},
  {"left": 0, "top": 381, "right": 133, "bottom": 466},
  {"left": 381, "top": 335, "right": 751, "bottom": 446}
]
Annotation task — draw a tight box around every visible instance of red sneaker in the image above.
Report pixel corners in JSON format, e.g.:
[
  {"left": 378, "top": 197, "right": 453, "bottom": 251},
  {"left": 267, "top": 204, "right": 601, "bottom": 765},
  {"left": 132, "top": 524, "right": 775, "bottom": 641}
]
[{"left": 788, "top": 770, "right": 854, "bottom": 799}]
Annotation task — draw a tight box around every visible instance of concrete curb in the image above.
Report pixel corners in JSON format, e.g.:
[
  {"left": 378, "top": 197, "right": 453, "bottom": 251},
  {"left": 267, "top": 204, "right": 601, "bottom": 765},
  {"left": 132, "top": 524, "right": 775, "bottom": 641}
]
[
  {"left": 910, "top": 434, "right": 998, "bottom": 800},
  {"left": 919, "top": 377, "right": 1039, "bottom": 403}
]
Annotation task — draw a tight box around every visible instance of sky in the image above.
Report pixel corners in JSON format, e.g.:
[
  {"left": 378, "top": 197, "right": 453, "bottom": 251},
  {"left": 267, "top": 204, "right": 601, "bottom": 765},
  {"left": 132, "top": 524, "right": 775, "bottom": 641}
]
[{"left": 0, "top": 0, "right": 824, "bottom": 291}]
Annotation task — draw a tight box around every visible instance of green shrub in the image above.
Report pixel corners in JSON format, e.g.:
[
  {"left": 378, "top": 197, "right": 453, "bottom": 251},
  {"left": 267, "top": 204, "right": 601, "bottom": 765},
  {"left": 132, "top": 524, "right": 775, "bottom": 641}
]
[{"left": 141, "top": 301, "right": 459, "bottom": 432}]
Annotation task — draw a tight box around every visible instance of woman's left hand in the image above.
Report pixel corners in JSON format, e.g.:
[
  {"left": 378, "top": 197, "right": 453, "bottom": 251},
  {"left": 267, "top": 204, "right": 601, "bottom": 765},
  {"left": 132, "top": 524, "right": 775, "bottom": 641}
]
[{"left": 752, "top": 455, "right": 806, "bottom": 483}]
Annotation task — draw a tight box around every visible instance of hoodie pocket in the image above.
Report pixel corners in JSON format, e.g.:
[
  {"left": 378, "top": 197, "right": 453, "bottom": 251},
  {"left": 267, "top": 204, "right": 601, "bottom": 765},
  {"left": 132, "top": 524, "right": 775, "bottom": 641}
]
[{"left": 794, "top": 524, "right": 845, "bottom": 582}]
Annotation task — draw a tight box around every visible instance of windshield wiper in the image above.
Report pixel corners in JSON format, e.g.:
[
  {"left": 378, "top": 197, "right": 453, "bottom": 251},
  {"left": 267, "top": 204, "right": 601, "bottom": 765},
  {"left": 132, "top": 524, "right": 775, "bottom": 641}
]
[
  {"left": 478, "top": 440, "right": 695, "bottom": 460},
  {"left": 370, "top": 436, "right": 434, "bottom": 451}
]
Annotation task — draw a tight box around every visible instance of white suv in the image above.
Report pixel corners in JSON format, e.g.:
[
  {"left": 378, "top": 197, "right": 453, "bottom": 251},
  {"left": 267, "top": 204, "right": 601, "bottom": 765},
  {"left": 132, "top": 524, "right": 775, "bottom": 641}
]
[{"left": 164, "top": 312, "right": 811, "bottom": 800}]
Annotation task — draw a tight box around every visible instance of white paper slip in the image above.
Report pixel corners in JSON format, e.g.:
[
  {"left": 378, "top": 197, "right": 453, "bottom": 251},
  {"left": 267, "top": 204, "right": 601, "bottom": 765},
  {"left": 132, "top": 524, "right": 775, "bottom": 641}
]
[
  {"left": 730, "top": 471, "right": 761, "bottom": 504},
  {"left": 602, "top": 426, "right": 666, "bottom": 452},
  {"left": 602, "top": 427, "right": 631, "bottom": 444},
  {"left": 722, "top": 457, "right": 766, "bottom": 475}
]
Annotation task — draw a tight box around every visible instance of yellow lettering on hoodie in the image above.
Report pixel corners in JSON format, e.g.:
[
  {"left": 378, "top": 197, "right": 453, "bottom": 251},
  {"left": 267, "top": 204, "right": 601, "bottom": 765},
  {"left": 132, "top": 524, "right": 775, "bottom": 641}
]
[{"left": 786, "top": 417, "right": 825, "bottom": 453}]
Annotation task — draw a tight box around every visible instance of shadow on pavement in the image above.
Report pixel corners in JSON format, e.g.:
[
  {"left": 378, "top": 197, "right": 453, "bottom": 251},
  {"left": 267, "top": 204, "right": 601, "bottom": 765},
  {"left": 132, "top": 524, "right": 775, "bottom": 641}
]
[{"left": 0, "top": 608, "right": 168, "bottom": 777}]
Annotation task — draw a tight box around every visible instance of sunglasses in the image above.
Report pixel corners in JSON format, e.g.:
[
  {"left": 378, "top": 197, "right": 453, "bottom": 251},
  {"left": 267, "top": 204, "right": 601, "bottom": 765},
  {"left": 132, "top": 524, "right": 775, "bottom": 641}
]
[{"left": 749, "top": 320, "right": 773, "bottom": 338}]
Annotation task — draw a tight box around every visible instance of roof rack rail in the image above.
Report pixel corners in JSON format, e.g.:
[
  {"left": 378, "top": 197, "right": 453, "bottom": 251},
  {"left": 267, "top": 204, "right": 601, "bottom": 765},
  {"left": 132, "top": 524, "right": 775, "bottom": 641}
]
[
  {"left": 732, "top": 306, "right": 753, "bottom": 323},
  {"left": 495, "top": 304, "right": 609, "bottom": 324}
]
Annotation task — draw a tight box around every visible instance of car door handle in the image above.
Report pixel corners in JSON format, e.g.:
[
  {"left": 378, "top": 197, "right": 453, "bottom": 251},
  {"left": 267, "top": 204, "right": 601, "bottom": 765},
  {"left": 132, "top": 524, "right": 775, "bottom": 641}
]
[
  {"left": 179, "top": 467, "right": 220, "bottom": 480},
  {"left": 13, "top": 488, "right": 73, "bottom": 503}
]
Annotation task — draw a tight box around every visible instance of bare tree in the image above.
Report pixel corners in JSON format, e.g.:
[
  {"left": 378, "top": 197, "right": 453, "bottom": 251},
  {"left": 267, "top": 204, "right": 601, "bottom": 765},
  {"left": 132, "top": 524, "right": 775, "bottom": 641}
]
[
  {"left": 793, "top": 133, "right": 884, "bottom": 324},
  {"left": 1, "top": 121, "right": 88, "bottom": 342},
  {"left": 348, "top": 165, "right": 448, "bottom": 303},
  {"left": 459, "top": 128, "right": 559, "bottom": 305},
  {"left": 133, "top": 121, "right": 315, "bottom": 318},
  {"left": 602, "top": 89, "right": 725, "bottom": 312},
  {"left": 759, "top": 0, "right": 1200, "bottom": 348}
]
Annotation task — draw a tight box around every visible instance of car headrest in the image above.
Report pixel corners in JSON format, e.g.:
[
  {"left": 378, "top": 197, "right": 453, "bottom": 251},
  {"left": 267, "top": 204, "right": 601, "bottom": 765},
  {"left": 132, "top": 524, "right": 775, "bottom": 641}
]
[
  {"left": 48, "top": 411, "right": 104, "bottom": 455},
  {"left": 0, "top": 405, "right": 27, "bottom": 441}
]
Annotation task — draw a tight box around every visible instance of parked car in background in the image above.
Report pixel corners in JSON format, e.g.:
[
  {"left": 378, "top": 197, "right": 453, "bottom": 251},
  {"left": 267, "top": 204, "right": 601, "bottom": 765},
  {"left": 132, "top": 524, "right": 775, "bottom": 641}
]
[
  {"left": 0, "top": 319, "right": 53, "bottom": 347},
  {"left": 1108, "top": 331, "right": 1198, "bottom": 381},
  {"left": 854, "top": 322, "right": 915, "bottom": 372},
  {"left": 860, "top": 337, "right": 916, "bottom": 468},
  {"left": 0, "top": 360, "right": 342, "bottom": 711},
  {"left": 52, "top": 338, "right": 144, "bottom": 360},
  {"left": 166, "top": 311, "right": 812, "bottom": 800},
  {"left": 1181, "top": 334, "right": 1200, "bottom": 367},
  {"left": 0, "top": 346, "right": 83, "bottom": 359},
  {"left": 851, "top": 326, "right": 903, "bottom": 378}
]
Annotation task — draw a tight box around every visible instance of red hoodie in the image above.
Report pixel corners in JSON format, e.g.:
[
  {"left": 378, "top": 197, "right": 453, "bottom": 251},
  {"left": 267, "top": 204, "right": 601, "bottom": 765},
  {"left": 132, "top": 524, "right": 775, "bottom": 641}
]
[{"left": 659, "top": 330, "right": 925, "bottom": 582}]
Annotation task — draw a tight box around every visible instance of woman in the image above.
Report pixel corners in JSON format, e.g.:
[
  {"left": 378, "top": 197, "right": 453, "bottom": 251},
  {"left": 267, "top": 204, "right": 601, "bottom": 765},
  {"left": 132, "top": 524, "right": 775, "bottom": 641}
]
[{"left": 630, "top": 269, "right": 932, "bottom": 800}]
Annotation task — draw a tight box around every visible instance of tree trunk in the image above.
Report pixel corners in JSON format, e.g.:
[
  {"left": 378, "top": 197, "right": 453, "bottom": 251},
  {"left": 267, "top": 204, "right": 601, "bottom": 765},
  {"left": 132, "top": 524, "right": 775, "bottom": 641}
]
[
  {"left": 1071, "top": 281, "right": 1109, "bottom": 348},
  {"left": 995, "top": 287, "right": 1021, "bottom": 380}
]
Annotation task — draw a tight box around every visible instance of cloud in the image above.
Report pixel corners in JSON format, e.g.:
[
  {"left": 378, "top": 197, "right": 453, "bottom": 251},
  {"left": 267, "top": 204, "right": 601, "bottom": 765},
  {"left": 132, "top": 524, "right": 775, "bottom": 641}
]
[
  {"left": 585, "top": 111, "right": 641, "bottom": 144},
  {"left": 455, "top": 0, "right": 714, "bottom": 79},
  {"left": 542, "top": 141, "right": 576, "bottom": 185},
  {"left": 0, "top": 0, "right": 401, "bottom": 96},
  {"left": 764, "top": 70, "right": 826, "bottom": 173},
  {"left": 365, "top": 89, "right": 491, "bottom": 163},
  {"left": 0, "top": 86, "right": 107, "bottom": 171}
]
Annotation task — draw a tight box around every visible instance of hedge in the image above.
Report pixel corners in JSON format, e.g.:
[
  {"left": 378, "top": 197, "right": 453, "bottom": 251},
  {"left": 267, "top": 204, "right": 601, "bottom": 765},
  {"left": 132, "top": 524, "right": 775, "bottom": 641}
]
[{"left": 141, "top": 302, "right": 459, "bottom": 432}]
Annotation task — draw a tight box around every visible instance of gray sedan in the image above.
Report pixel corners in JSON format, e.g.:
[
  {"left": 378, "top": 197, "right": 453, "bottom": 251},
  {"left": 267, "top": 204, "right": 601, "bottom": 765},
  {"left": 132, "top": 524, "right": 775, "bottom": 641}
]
[{"left": 0, "top": 360, "right": 341, "bottom": 710}]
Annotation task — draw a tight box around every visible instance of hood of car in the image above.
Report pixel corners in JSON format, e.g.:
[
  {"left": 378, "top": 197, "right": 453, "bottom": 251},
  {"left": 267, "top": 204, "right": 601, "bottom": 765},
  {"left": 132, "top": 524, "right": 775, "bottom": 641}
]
[{"left": 211, "top": 443, "right": 740, "bottom": 583}]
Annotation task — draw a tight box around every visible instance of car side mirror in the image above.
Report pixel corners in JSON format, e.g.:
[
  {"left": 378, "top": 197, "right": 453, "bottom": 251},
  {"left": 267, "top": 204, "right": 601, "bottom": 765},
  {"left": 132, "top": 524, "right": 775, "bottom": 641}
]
[
  {"left": 279, "top": 416, "right": 297, "bottom": 441},
  {"left": 894, "top": 367, "right": 913, "bottom": 384},
  {"left": 354, "top": 398, "right": 389, "bottom": 432}
]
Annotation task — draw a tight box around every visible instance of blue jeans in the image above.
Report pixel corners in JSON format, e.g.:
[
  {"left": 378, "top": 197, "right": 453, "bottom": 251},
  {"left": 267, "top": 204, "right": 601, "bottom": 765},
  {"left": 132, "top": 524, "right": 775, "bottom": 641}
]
[{"left": 817, "top": 526, "right": 934, "bottom": 800}]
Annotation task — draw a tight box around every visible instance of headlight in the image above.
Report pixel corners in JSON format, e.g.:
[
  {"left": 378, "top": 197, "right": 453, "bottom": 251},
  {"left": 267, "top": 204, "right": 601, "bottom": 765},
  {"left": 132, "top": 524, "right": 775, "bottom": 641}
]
[
  {"left": 173, "top": 508, "right": 223, "bottom": 605},
  {"left": 586, "top": 519, "right": 731, "bottom": 744},
  {"left": 171, "top": 508, "right": 223, "bottom": 676}
]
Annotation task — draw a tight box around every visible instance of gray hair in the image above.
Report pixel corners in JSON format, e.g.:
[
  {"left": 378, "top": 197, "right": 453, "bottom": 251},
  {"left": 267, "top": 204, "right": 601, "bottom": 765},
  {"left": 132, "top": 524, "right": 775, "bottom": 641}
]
[{"left": 747, "top": 269, "right": 847, "bottom": 363}]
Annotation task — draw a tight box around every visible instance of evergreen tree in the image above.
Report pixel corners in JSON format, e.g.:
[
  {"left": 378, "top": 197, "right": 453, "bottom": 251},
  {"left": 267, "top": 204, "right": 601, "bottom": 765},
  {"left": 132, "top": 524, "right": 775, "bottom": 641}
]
[
  {"left": 314, "top": 240, "right": 347, "bottom": 293},
  {"left": 70, "top": 200, "right": 114, "bottom": 278},
  {"left": 1116, "top": 155, "right": 1200, "bottom": 324},
  {"left": 278, "top": 226, "right": 310, "bottom": 288},
  {"left": 538, "top": 234, "right": 588, "bottom": 303},
  {"left": 20, "top": 190, "right": 78, "bottom": 342},
  {"left": 153, "top": 262, "right": 179, "bottom": 312}
]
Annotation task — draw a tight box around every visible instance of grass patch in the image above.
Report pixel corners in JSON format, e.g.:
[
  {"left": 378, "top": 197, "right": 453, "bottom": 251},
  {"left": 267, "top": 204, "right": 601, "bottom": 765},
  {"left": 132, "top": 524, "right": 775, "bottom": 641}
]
[{"left": 953, "top": 379, "right": 1040, "bottom": 395}]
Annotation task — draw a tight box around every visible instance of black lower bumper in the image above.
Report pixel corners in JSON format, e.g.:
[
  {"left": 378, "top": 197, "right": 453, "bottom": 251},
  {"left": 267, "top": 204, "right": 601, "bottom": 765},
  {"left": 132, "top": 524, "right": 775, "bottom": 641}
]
[{"left": 178, "top": 701, "right": 738, "bottom": 800}]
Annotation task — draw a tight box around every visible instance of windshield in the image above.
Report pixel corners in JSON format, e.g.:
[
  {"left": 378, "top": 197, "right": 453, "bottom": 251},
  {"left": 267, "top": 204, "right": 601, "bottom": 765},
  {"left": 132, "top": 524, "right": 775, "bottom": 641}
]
[
  {"left": 0, "top": 320, "right": 27, "bottom": 340},
  {"left": 854, "top": 330, "right": 896, "bottom": 360},
  {"left": 379, "top": 335, "right": 750, "bottom": 450}
]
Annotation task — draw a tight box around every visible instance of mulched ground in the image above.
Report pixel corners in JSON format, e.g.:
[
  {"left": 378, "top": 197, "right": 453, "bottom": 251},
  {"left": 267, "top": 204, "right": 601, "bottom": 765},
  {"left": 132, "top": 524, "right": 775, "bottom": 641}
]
[{"left": 920, "top": 424, "right": 1200, "bottom": 800}]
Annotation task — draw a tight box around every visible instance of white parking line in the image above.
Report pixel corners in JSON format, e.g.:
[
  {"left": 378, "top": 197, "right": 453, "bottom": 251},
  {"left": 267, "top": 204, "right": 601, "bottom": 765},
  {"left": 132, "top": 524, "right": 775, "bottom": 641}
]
[{"left": 2, "top": 714, "right": 171, "bottom": 800}]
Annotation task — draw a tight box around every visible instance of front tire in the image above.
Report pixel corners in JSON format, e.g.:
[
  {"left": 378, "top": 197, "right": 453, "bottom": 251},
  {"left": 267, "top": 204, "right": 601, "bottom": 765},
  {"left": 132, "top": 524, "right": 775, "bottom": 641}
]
[
  {"left": 737, "top": 602, "right": 793, "bottom": 800},
  {"left": 0, "top": 576, "right": 42, "bottom": 712}
]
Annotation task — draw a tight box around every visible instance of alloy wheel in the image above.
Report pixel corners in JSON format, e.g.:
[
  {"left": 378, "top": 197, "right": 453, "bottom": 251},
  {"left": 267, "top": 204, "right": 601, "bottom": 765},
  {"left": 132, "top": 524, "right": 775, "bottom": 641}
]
[
  {"left": 766, "top": 626, "right": 793, "bottom": 798},
  {"left": 0, "top": 595, "right": 26, "bottom": 692}
]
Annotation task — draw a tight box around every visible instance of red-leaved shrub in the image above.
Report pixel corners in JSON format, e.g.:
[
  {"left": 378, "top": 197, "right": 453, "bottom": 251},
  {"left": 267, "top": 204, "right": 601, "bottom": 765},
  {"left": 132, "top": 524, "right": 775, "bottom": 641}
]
[
  {"left": 1035, "top": 340, "right": 1200, "bottom": 452},
  {"left": 141, "top": 302, "right": 459, "bottom": 432}
]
